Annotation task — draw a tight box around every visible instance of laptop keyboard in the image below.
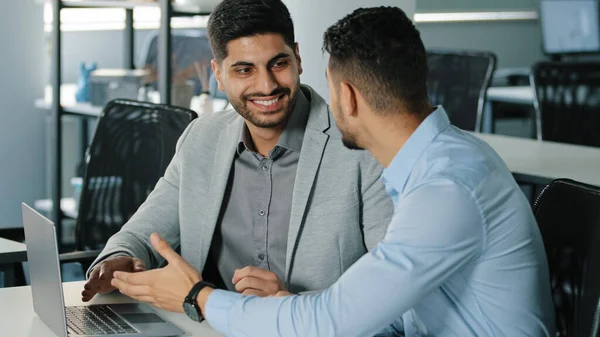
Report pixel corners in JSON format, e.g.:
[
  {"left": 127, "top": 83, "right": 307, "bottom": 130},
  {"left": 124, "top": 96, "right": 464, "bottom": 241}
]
[{"left": 66, "top": 306, "right": 139, "bottom": 335}]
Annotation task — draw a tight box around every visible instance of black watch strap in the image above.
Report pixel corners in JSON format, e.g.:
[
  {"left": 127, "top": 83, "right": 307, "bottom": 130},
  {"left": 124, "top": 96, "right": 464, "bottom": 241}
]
[{"left": 185, "top": 281, "right": 215, "bottom": 320}]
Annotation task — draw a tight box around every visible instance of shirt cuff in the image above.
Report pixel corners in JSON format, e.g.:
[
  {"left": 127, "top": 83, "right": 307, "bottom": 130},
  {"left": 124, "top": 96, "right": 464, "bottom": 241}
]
[{"left": 205, "top": 289, "right": 243, "bottom": 336}]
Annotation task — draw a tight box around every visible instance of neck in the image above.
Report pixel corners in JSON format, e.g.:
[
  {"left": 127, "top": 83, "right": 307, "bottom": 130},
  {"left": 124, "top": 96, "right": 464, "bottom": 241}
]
[
  {"left": 364, "top": 106, "right": 433, "bottom": 168},
  {"left": 246, "top": 122, "right": 285, "bottom": 156}
]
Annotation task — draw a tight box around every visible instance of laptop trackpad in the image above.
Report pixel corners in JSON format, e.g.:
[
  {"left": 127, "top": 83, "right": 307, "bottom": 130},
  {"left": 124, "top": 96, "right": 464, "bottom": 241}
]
[{"left": 120, "top": 313, "right": 165, "bottom": 324}]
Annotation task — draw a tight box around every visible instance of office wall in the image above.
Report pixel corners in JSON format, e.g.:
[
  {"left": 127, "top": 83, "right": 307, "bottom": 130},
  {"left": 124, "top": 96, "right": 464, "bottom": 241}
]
[
  {"left": 416, "top": 0, "right": 546, "bottom": 68},
  {"left": 417, "top": 20, "right": 546, "bottom": 68},
  {"left": 283, "top": 0, "right": 416, "bottom": 100},
  {"left": 0, "top": 2, "right": 46, "bottom": 227}
]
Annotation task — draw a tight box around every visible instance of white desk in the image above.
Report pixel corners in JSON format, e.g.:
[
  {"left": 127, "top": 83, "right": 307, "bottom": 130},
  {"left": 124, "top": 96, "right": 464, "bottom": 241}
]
[
  {"left": 0, "top": 237, "right": 27, "bottom": 287},
  {"left": 473, "top": 133, "right": 600, "bottom": 187},
  {"left": 0, "top": 281, "right": 224, "bottom": 337},
  {"left": 486, "top": 86, "right": 534, "bottom": 105},
  {"left": 0, "top": 237, "right": 27, "bottom": 265},
  {"left": 36, "top": 84, "right": 230, "bottom": 117}
]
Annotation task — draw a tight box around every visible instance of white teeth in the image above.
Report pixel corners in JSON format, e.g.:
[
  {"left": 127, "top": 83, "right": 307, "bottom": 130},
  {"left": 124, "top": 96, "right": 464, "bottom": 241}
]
[{"left": 254, "top": 97, "right": 279, "bottom": 106}]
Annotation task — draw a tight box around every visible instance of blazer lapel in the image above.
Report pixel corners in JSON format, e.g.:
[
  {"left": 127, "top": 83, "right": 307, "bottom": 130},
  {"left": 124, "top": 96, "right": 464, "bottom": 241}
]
[
  {"left": 198, "top": 116, "right": 244, "bottom": 264},
  {"left": 285, "top": 86, "right": 331, "bottom": 280}
]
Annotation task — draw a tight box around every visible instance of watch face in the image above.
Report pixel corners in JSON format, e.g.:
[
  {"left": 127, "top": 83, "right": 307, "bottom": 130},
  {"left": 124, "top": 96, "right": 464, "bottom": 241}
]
[{"left": 184, "top": 302, "right": 200, "bottom": 321}]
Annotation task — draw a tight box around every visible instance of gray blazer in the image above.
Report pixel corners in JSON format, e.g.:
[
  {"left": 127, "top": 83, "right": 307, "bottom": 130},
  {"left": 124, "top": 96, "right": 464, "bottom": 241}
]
[{"left": 90, "top": 85, "right": 394, "bottom": 293}]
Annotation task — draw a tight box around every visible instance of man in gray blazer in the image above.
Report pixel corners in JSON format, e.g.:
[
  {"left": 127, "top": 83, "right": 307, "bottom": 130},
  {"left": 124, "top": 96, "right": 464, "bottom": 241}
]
[{"left": 81, "top": 0, "right": 392, "bottom": 301}]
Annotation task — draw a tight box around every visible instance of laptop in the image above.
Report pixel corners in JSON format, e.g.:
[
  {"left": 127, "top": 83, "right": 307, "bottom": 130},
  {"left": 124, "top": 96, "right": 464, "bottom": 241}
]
[{"left": 21, "top": 203, "right": 185, "bottom": 337}]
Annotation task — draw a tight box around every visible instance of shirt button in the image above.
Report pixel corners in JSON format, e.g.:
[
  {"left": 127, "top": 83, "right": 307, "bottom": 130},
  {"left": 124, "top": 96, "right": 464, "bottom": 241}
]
[
  {"left": 258, "top": 210, "right": 266, "bottom": 216},
  {"left": 262, "top": 165, "right": 269, "bottom": 171},
  {"left": 258, "top": 254, "right": 265, "bottom": 261}
]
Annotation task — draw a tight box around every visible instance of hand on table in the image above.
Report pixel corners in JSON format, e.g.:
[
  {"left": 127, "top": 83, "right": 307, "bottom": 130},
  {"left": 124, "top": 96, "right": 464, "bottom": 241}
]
[{"left": 82, "top": 256, "right": 146, "bottom": 302}]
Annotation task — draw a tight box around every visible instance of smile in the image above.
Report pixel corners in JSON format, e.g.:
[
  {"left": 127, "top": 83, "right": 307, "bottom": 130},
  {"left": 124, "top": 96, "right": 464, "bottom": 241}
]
[
  {"left": 249, "top": 94, "right": 285, "bottom": 111},
  {"left": 253, "top": 97, "right": 280, "bottom": 106}
]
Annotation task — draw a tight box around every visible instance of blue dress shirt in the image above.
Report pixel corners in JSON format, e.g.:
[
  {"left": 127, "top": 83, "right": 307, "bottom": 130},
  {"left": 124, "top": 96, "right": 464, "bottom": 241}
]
[{"left": 204, "top": 107, "right": 556, "bottom": 337}]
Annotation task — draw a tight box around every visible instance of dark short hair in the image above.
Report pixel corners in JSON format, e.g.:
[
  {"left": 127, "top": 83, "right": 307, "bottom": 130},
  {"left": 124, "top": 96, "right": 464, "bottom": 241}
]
[
  {"left": 208, "top": 0, "right": 296, "bottom": 62},
  {"left": 323, "top": 7, "right": 429, "bottom": 114}
]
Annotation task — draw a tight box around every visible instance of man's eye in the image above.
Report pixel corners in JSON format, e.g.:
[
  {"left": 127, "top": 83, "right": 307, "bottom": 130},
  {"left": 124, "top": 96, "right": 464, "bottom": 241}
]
[{"left": 274, "top": 60, "right": 288, "bottom": 68}]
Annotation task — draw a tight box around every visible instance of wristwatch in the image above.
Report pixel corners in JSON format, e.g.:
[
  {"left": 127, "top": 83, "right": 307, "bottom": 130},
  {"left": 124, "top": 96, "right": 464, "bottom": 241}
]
[{"left": 183, "top": 281, "right": 215, "bottom": 322}]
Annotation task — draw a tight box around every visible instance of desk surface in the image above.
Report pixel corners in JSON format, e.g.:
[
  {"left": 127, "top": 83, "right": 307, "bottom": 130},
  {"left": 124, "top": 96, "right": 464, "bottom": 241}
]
[
  {"left": 0, "top": 281, "right": 224, "bottom": 337},
  {"left": 0, "top": 237, "right": 27, "bottom": 264},
  {"left": 473, "top": 133, "right": 600, "bottom": 187},
  {"left": 36, "top": 84, "right": 229, "bottom": 117},
  {"left": 486, "top": 86, "right": 534, "bottom": 105}
]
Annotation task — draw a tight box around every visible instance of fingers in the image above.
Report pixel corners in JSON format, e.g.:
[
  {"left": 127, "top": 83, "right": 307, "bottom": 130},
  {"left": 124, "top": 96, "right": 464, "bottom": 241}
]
[
  {"left": 234, "top": 276, "right": 263, "bottom": 293},
  {"left": 150, "top": 233, "right": 181, "bottom": 264},
  {"left": 234, "top": 276, "right": 280, "bottom": 296},
  {"left": 110, "top": 278, "right": 153, "bottom": 298},
  {"left": 81, "top": 289, "right": 96, "bottom": 302},
  {"left": 272, "top": 291, "right": 294, "bottom": 297},
  {"left": 232, "top": 266, "right": 278, "bottom": 284},
  {"left": 242, "top": 289, "right": 266, "bottom": 297}
]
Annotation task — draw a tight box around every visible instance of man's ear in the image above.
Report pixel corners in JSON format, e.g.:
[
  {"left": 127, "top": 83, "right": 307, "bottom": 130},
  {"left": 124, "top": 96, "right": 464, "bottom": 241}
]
[
  {"left": 211, "top": 59, "right": 225, "bottom": 92},
  {"left": 340, "top": 81, "right": 358, "bottom": 118},
  {"left": 294, "top": 42, "right": 303, "bottom": 76}
]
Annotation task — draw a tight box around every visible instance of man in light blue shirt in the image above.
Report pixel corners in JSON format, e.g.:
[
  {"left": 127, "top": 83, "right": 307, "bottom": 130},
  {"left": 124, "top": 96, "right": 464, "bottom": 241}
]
[{"left": 111, "top": 6, "right": 556, "bottom": 336}]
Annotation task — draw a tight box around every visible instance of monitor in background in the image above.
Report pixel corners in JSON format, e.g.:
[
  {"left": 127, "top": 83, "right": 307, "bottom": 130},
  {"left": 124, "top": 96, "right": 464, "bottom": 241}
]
[{"left": 540, "top": 0, "right": 600, "bottom": 55}]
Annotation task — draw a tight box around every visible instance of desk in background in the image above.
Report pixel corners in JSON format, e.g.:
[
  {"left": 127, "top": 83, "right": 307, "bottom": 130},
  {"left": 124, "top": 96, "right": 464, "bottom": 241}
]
[
  {"left": 472, "top": 132, "right": 600, "bottom": 187},
  {"left": 0, "top": 237, "right": 27, "bottom": 287},
  {"left": 483, "top": 86, "right": 535, "bottom": 135},
  {"left": 0, "top": 281, "right": 224, "bottom": 337}
]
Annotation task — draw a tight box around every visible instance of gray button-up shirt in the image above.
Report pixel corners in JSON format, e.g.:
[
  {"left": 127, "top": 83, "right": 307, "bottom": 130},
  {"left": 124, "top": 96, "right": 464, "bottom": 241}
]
[{"left": 208, "top": 90, "right": 310, "bottom": 291}]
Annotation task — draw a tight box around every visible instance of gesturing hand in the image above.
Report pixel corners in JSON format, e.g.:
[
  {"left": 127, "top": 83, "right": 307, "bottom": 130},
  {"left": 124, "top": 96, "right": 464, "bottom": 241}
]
[{"left": 110, "top": 233, "right": 201, "bottom": 313}]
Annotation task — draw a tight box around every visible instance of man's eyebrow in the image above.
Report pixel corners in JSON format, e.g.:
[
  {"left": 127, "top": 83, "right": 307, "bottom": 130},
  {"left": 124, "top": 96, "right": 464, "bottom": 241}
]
[{"left": 230, "top": 61, "right": 254, "bottom": 68}]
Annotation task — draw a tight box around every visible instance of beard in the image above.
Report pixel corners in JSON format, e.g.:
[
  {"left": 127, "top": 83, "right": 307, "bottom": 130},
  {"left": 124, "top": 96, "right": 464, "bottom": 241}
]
[
  {"left": 229, "top": 85, "right": 299, "bottom": 129},
  {"left": 341, "top": 132, "right": 364, "bottom": 150},
  {"left": 333, "top": 100, "right": 364, "bottom": 150}
]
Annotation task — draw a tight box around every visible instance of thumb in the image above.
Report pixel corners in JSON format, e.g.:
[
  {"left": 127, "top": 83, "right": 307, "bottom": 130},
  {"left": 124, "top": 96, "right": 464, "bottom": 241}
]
[{"left": 150, "top": 233, "right": 180, "bottom": 263}]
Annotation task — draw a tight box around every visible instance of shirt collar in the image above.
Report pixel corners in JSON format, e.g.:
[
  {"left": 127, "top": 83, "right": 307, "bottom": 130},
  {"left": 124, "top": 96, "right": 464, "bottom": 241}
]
[
  {"left": 237, "top": 89, "right": 310, "bottom": 157},
  {"left": 381, "top": 106, "right": 451, "bottom": 194}
]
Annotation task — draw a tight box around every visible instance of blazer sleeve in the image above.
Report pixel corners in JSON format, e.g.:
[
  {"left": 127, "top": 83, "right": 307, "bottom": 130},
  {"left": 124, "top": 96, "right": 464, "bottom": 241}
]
[
  {"left": 359, "top": 153, "right": 394, "bottom": 251},
  {"left": 86, "top": 120, "right": 197, "bottom": 277}
]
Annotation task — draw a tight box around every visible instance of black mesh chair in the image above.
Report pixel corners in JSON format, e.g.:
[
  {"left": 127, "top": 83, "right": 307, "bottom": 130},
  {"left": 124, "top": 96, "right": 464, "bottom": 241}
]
[
  {"left": 533, "top": 179, "right": 600, "bottom": 337},
  {"left": 61, "top": 99, "right": 197, "bottom": 269},
  {"left": 532, "top": 62, "right": 600, "bottom": 146},
  {"left": 426, "top": 49, "right": 497, "bottom": 132}
]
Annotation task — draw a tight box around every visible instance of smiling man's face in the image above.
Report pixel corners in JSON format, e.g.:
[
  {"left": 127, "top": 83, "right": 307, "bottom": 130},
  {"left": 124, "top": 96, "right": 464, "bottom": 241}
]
[{"left": 213, "top": 33, "right": 303, "bottom": 129}]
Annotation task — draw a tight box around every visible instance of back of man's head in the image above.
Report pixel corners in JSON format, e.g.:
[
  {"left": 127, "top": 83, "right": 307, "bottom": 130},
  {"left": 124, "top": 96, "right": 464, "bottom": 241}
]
[
  {"left": 208, "top": 0, "right": 295, "bottom": 62},
  {"left": 323, "top": 7, "right": 429, "bottom": 115}
]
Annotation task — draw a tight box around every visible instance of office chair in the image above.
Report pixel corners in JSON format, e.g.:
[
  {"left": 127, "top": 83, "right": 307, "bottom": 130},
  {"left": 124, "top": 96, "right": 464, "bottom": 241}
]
[
  {"left": 61, "top": 99, "right": 197, "bottom": 271},
  {"left": 533, "top": 179, "right": 600, "bottom": 337},
  {"left": 426, "top": 49, "right": 497, "bottom": 132},
  {"left": 532, "top": 62, "right": 600, "bottom": 146}
]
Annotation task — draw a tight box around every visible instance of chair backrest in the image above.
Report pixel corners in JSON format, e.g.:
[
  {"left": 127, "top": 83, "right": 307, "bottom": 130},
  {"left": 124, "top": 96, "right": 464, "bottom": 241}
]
[
  {"left": 532, "top": 62, "right": 600, "bottom": 146},
  {"left": 533, "top": 179, "right": 600, "bottom": 337},
  {"left": 75, "top": 99, "right": 197, "bottom": 250},
  {"left": 426, "top": 49, "right": 496, "bottom": 132}
]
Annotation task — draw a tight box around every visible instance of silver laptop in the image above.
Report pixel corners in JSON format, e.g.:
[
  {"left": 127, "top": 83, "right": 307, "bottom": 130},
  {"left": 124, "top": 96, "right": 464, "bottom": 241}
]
[{"left": 21, "top": 203, "right": 185, "bottom": 337}]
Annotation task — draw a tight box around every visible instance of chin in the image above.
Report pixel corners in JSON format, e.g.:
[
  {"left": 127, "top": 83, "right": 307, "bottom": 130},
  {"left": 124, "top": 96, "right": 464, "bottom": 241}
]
[{"left": 342, "top": 138, "right": 364, "bottom": 151}]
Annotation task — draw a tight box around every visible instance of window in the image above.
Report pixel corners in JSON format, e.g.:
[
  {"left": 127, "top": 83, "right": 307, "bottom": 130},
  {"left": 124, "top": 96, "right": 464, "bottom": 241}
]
[
  {"left": 43, "top": 1, "right": 539, "bottom": 32},
  {"left": 43, "top": 3, "right": 208, "bottom": 32}
]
